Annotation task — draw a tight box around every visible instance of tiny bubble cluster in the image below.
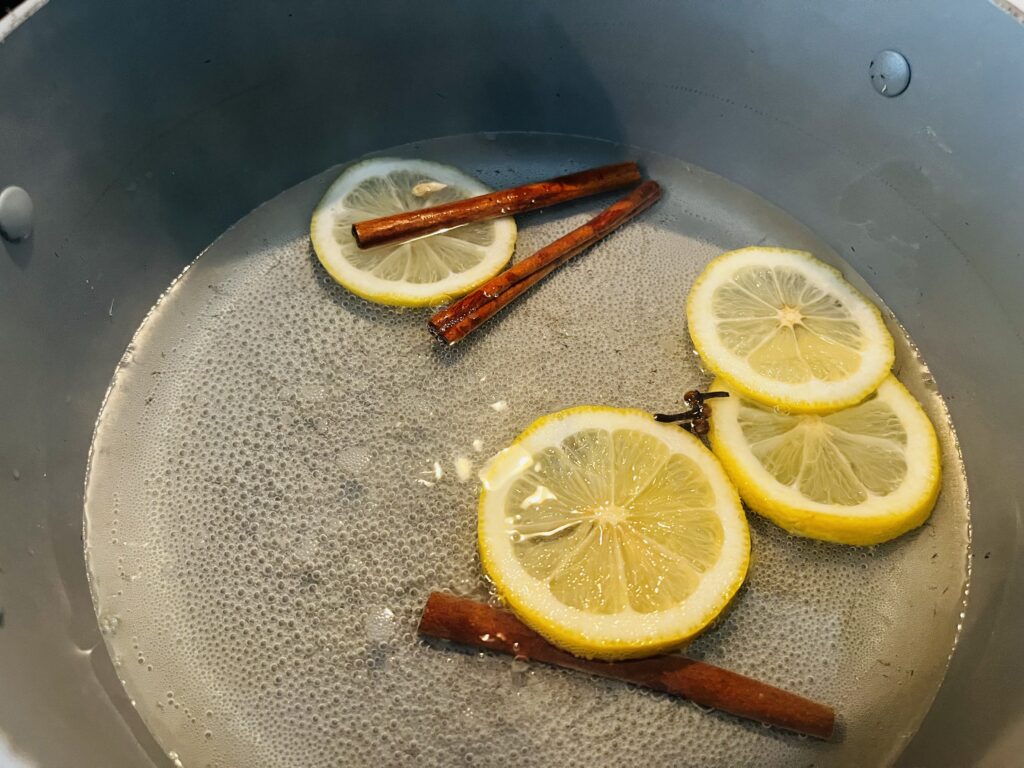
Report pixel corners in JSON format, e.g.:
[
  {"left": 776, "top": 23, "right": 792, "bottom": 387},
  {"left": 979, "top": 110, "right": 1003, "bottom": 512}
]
[{"left": 84, "top": 134, "right": 969, "bottom": 768}]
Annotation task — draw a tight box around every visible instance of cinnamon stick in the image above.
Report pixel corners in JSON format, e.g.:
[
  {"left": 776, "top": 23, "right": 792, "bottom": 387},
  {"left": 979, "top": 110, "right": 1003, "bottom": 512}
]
[
  {"left": 418, "top": 592, "right": 835, "bottom": 740},
  {"left": 352, "top": 162, "right": 642, "bottom": 248},
  {"left": 429, "top": 180, "right": 662, "bottom": 345}
]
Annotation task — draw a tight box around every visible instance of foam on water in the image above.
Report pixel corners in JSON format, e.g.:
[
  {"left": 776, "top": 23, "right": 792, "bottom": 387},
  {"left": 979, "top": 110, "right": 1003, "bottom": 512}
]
[{"left": 84, "top": 133, "right": 969, "bottom": 768}]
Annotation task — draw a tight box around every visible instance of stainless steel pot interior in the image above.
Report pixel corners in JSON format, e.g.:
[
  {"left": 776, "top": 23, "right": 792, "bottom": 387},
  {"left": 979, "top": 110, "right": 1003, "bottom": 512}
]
[
  {"left": 78, "top": 132, "right": 972, "bottom": 768},
  {"left": 1, "top": 2, "right": 1022, "bottom": 767}
]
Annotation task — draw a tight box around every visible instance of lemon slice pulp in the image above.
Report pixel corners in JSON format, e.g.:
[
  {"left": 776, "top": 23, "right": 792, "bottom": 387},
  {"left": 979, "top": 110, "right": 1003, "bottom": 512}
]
[
  {"left": 687, "top": 247, "right": 895, "bottom": 412},
  {"left": 310, "top": 158, "right": 516, "bottom": 306},
  {"left": 708, "top": 375, "right": 941, "bottom": 545},
  {"left": 479, "top": 406, "right": 749, "bottom": 660}
]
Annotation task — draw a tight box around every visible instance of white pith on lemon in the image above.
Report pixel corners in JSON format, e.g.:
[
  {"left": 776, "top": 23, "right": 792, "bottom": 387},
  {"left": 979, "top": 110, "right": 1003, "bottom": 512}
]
[
  {"left": 708, "top": 376, "right": 941, "bottom": 545},
  {"left": 687, "top": 247, "right": 895, "bottom": 413},
  {"left": 478, "top": 406, "right": 750, "bottom": 660},
  {"left": 310, "top": 158, "right": 516, "bottom": 306}
]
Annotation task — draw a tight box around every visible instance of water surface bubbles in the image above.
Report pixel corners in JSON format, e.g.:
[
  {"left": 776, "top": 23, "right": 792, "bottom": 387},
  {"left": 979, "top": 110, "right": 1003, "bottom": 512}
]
[{"left": 84, "top": 132, "right": 968, "bottom": 768}]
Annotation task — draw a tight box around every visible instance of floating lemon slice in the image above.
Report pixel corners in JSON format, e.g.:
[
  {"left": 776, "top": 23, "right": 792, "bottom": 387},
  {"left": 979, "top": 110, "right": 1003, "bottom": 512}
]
[
  {"left": 708, "top": 376, "right": 941, "bottom": 545},
  {"left": 478, "top": 406, "right": 750, "bottom": 660},
  {"left": 687, "top": 247, "right": 895, "bottom": 413},
  {"left": 310, "top": 158, "right": 516, "bottom": 306}
]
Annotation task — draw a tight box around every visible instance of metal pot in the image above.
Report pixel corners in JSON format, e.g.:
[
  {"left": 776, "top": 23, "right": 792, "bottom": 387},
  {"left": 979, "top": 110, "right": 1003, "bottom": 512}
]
[{"left": 1, "top": 1, "right": 1021, "bottom": 766}]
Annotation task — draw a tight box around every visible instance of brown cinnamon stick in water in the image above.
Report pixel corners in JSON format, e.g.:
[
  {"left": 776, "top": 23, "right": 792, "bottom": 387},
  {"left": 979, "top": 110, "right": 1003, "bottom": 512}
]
[
  {"left": 418, "top": 592, "right": 836, "bottom": 740},
  {"left": 429, "top": 180, "right": 662, "bottom": 345},
  {"left": 352, "top": 162, "right": 642, "bottom": 248}
]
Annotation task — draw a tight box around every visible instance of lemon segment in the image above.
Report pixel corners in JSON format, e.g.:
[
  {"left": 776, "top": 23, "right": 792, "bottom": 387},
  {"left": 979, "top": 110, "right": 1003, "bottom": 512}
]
[
  {"left": 310, "top": 158, "right": 516, "bottom": 306},
  {"left": 708, "top": 376, "right": 941, "bottom": 545},
  {"left": 687, "top": 247, "right": 895, "bottom": 413},
  {"left": 479, "top": 406, "right": 750, "bottom": 660}
]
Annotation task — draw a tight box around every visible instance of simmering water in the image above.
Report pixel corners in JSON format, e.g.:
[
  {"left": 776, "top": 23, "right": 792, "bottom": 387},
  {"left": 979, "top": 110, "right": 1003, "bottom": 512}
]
[{"left": 84, "top": 133, "right": 969, "bottom": 768}]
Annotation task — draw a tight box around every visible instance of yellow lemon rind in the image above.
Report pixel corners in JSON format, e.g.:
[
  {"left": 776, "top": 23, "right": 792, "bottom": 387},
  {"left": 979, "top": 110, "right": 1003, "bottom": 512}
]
[
  {"left": 708, "top": 376, "right": 941, "bottom": 546},
  {"left": 310, "top": 157, "right": 516, "bottom": 307},
  {"left": 478, "top": 405, "right": 750, "bottom": 660},
  {"left": 687, "top": 247, "right": 895, "bottom": 414}
]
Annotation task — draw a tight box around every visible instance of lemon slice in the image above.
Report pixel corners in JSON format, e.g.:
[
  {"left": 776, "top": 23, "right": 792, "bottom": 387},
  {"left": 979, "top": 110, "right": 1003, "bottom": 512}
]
[
  {"left": 687, "top": 247, "right": 895, "bottom": 412},
  {"left": 479, "top": 406, "right": 750, "bottom": 660},
  {"left": 708, "top": 376, "right": 941, "bottom": 545},
  {"left": 310, "top": 158, "right": 516, "bottom": 306}
]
